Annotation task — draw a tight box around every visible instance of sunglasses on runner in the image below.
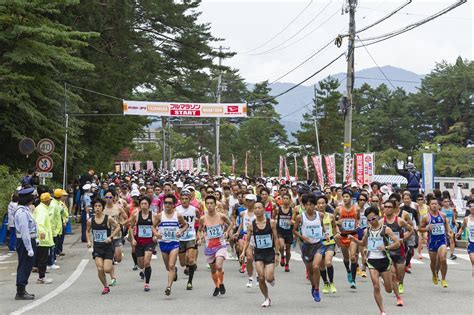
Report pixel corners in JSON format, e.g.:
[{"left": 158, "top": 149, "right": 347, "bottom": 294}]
[
  {"left": 368, "top": 216, "right": 379, "bottom": 222},
  {"left": 105, "top": 196, "right": 113, "bottom": 199},
  {"left": 359, "top": 198, "right": 367, "bottom": 202}
]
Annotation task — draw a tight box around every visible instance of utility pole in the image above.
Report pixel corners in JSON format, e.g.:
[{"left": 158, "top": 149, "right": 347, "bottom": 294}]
[
  {"left": 313, "top": 85, "right": 321, "bottom": 156},
  {"left": 343, "top": 0, "right": 356, "bottom": 158},
  {"left": 62, "top": 83, "right": 68, "bottom": 189},
  {"left": 168, "top": 116, "right": 172, "bottom": 171},
  {"left": 162, "top": 117, "right": 166, "bottom": 170},
  {"left": 215, "top": 46, "right": 223, "bottom": 176}
]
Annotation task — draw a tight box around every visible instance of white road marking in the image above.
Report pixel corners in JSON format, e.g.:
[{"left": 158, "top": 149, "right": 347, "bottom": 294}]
[
  {"left": 409, "top": 259, "right": 424, "bottom": 264},
  {"left": 88, "top": 247, "right": 93, "bottom": 253},
  {"left": 421, "top": 253, "right": 458, "bottom": 265},
  {"left": 0, "top": 260, "right": 16, "bottom": 264},
  {"left": 290, "top": 251, "right": 302, "bottom": 261},
  {"left": 333, "top": 257, "right": 343, "bottom": 262},
  {"left": 10, "top": 259, "right": 89, "bottom": 315},
  {"left": 0, "top": 253, "right": 13, "bottom": 261},
  {"left": 0, "top": 267, "right": 8, "bottom": 270},
  {"left": 456, "top": 254, "right": 471, "bottom": 262}
]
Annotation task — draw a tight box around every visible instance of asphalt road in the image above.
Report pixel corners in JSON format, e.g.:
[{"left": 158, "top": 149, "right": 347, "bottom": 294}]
[{"left": 1, "top": 231, "right": 473, "bottom": 315}]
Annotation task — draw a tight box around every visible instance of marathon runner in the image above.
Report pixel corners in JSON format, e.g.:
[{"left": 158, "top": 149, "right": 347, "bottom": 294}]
[
  {"left": 455, "top": 199, "right": 474, "bottom": 276},
  {"left": 276, "top": 193, "right": 295, "bottom": 272},
  {"left": 356, "top": 193, "right": 369, "bottom": 278}
]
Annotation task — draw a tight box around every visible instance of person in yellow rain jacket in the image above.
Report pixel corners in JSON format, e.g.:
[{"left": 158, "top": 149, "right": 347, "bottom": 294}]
[
  {"left": 48, "top": 193, "right": 63, "bottom": 269},
  {"left": 33, "top": 193, "right": 54, "bottom": 284},
  {"left": 54, "top": 189, "right": 69, "bottom": 257}
]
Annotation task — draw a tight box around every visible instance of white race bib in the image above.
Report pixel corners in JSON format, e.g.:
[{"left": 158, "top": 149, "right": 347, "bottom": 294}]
[
  {"left": 138, "top": 225, "right": 153, "bottom": 238},
  {"left": 359, "top": 216, "right": 367, "bottom": 229},
  {"left": 468, "top": 223, "right": 474, "bottom": 242},
  {"left": 255, "top": 234, "right": 272, "bottom": 249},
  {"left": 341, "top": 219, "right": 356, "bottom": 231},
  {"left": 93, "top": 230, "right": 107, "bottom": 242},
  {"left": 206, "top": 225, "right": 223, "bottom": 239},
  {"left": 389, "top": 231, "right": 399, "bottom": 245},
  {"left": 279, "top": 218, "right": 291, "bottom": 230},
  {"left": 304, "top": 225, "right": 322, "bottom": 239},
  {"left": 162, "top": 227, "right": 177, "bottom": 241},
  {"left": 368, "top": 236, "right": 384, "bottom": 251},
  {"left": 431, "top": 223, "right": 445, "bottom": 236}
]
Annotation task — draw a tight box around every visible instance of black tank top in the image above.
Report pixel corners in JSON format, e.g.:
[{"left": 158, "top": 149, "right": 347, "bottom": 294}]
[
  {"left": 135, "top": 211, "right": 153, "bottom": 245},
  {"left": 91, "top": 215, "right": 111, "bottom": 246},
  {"left": 277, "top": 206, "right": 293, "bottom": 232},
  {"left": 384, "top": 216, "right": 403, "bottom": 256},
  {"left": 253, "top": 218, "right": 274, "bottom": 252}
]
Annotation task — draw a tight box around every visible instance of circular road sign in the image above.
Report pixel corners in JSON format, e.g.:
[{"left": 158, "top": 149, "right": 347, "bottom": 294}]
[
  {"left": 37, "top": 138, "right": 55, "bottom": 155},
  {"left": 36, "top": 155, "right": 54, "bottom": 172},
  {"left": 19, "top": 138, "right": 36, "bottom": 156}
]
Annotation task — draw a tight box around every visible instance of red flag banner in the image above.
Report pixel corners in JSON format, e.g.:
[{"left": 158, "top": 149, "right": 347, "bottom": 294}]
[
  {"left": 302, "top": 156, "right": 309, "bottom": 180},
  {"left": 343, "top": 153, "right": 354, "bottom": 186},
  {"left": 284, "top": 157, "right": 290, "bottom": 180},
  {"left": 324, "top": 154, "right": 336, "bottom": 186},
  {"left": 279, "top": 156, "right": 283, "bottom": 178},
  {"left": 311, "top": 155, "right": 324, "bottom": 186},
  {"left": 356, "top": 153, "right": 375, "bottom": 186},
  {"left": 294, "top": 155, "right": 298, "bottom": 181},
  {"left": 217, "top": 154, "right": 221, "bottom": 177}
]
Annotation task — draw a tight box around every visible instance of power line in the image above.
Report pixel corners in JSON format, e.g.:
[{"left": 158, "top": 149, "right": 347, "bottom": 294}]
[
  {"left": 241, "top": 0, "right": 314, "bottom": 54},
  {"left": 356, "top": 35, "right": 396, "bottom": 90},
  {"left": 248, "top": 1, "right": 334, "bottom": 56},
  {"left": 65, "top": 83, "right": 124, "bottom": 101},
  {"left": 354, "top": 76, "right": 420, "bottom": 84}
]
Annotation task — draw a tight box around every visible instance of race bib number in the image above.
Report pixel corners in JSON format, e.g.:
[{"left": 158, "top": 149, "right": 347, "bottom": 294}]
[
  {"left": 162, "top": 227, "right": 177, "bottom": 241},
  {"left": 93, "top": 230, "right": 107, "bottom": 242},
  {"left": 468, "top": 224, "right": 474, "bottom": 242},
  {"left": 341, "top": 219, "right": 356, "bottom": 231},
  {"left": 431, "top": 223, "right": 445, "bottom": 236},
  {"left": 181, "top": 228, "right": 195, "bottom": 240},
  {"left": 255, "top": 234, "right": 272, "bottom": 249},
  {"left": 389, "top": 231, "right": 399, "bottom": 245},
  {"left": 324, "top": 224, "right": 331, "bottom": 235},
  {"left": 206, "top": 225, "right": 223, "bottom": 239},
  {"left": 304, "top": 225, "right": 322, "bottom": 239},
  {"left": 359, "top": 216, "right": 367, "bottom": 229},
  {"left": 368, "top": 236, "right": 384, "bottom": 251},
  {"left": 279, "top": 218, "right": 291, "bottom": 230},
  {"left": 138, "top": 225, "right": 153, "bottom": 238},
  {"left": 265, "top": 212, "right": 272, "bottom": 220}
]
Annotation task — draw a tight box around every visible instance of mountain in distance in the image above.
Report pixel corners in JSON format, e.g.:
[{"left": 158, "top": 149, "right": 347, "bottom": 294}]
[{"left": 251, "top": 65, "right": 424, "bottom": 141}]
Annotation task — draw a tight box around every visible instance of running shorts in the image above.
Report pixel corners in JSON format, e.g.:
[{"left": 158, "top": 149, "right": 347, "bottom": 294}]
[
  {"left": 367, "top": 257, "right": 391, "bottom": 273},
  {"left": 277, "top": 232, "right": 294, "bottom": 245},
  {"left": 205, "top": 247, "right": 228, "bottom": 264},
  {"left": 93, "top": 244, "right": 114, "bottom": 260},
  {"left": 301, "top": 242, "right": 325, "bottom": 263},
  {"left": 136, "top": 243, "right": 156, "bottom": 258},
  {"left": 179, "top": 240, "right": 196, "bottom": 253},
  {"left": 159, "top": 241, "right": 180, "bottom": 254},
  {"left": 254, "top": 249, "right": 275, "bottom": 265}
]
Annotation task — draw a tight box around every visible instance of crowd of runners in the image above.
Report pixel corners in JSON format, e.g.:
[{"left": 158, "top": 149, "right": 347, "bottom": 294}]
[{"left": 9, "top": 169, "right": 474, "bottom": 315}]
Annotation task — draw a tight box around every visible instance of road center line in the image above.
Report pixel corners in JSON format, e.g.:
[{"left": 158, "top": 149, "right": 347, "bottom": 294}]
[{"left": 10, "top": 259, "right": 89, "bottom": 315}]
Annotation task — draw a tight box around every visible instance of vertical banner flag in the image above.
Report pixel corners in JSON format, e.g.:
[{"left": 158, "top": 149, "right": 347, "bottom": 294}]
[
  {"left": 294, "top": 155, "right": 298, "bottom": 181},
  {"left": 196, "top": 157, "right": 201, "bottom": 172},
  {"left": 245, "top": 151, "right": 249, "bottom": 178},
  {"left": 355, "top": 153, "right": 375, "bottom": 186},
  {"left": 284, "top": 157, "right": 290, "bottom": 180},
  {"left": 324, "top": 154, "right": 336, "bottom": 186},
  {"left": 128, "top": 162, "right": 134, "bottom": 172},
  {"left": 189, "top": 158, "right": 194, "bottom": 171},
  {"left": 279, "top": 156, "right": 283, "bottom": 178},
  {"left": 217, "top": 154, "right": 221, "bottom": 177},
  {"left": 422, "top": 153, "right": 435, "bottom": 194},
  {"left": 343, "top": 153, "right": 354, "bottom": 186},
  {"left": 205, "top": 155, "right": 210, "bottom": 174},
  {"left": 175, "top": 159, "right": 182, "bottom": 171},
  {"left": 146, "top": 160, "right": 154, "bottom": 171},
  {"left": 312, "top": 155, "right": 324, "bottom": 186},
  {"left": 302, "top": 156, "right": 309, "bottom": 180},
  {"left": 231, "top": 154, "right": 235, "bottom": 176},
  {"left": 260, "top": 152, "right": 264, "bottom": 178}
]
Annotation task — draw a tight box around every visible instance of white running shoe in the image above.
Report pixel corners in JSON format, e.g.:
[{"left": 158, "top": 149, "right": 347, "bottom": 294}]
[
  {"left": 47, "top": 264, "right": 60, "bottom": 270},
  {"left": 246, "top": 278, "right": 253, "bottom": 288},
  {"left": 37, "top": 278, "right": 53, "bottom": 284},
  {"left": 261, "top": 298, "right": 271, "bottom": 307},
  {"left": 152, "top": 254, "right": 157, "bottom": 260}
]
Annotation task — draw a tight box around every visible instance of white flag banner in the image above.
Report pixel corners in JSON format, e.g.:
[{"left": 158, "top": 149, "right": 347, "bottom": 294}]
[{"left": 422, "top": 153, "right": 435, "bottom": 194}]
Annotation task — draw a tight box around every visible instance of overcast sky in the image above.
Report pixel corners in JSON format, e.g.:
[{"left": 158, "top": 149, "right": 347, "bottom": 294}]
[{"left": 198, "top": 0, "right": 473, "bottom": 84}]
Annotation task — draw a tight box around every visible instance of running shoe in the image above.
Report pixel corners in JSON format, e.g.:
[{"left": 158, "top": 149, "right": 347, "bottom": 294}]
[
  {"left": 37, "top": 278, "right": 53, "bottom": 284},
  {"left": 132, "top": 265, "right": 138, "bottom": 271},
  {"left": 109, "top": 278, "right": 117, "bottom": 286},
  {"left": 347, "top": 272, "right": 353, "bottom": 283},
  {"left": 261, "top": 298, "right": 271, "bottom": 307},
  {"left": 285, "top": 264, "right": 290, "bottom": 272},
  {"left": 441, "top": 280, "right": 448, "bottom": 288},
  {"left": 144, "top": 284, "right": 150, "bottom": 292},
  {"left": 449, "top": 254, "right": 457, "bottom": 260},
  {"left": 322, "top": 283, "right": 330, "bottom": 294},
  {"left": 102, "top": 286, "right": 110, "bottom": 295},
  {"left": 219, "top": 283, "right": 226, "bottom": 295},
  {"left": 405, "top": 267, "right": 411, "bottom": 274},
  {"left": 396, "top": 297, "right": 404, "bottom": 306},
  {"left": 350, "top": 281, "right": 356, "bottom": 289},
  {"left": 246, "top": 278, "right": 253, "bottom": 288},
  {"left": 165, "top": 286, "right": 171, "bottom": 296},
  {"left": 280, "top": 256, "right": 285, "bottom": 267},
  {"left": 356, "top": 268, "right": 361, "bottom": 276},
  {"left": 240, "top": 263, "right": 246, "bottom": 274},
  {"left": 139, "top": 271, "right": 145, "bottom": 280},
  {"left": 187, "top": 282, "right": 193, "bottom": 290},
  {"left": 174, "top": 269, "right": 178, "bottom": 282},
  {"left": 313, "top": 289, "right": 321, "bottom": 302},
  {"left": 330, "top": 283, "right": 337, "bottom": 293},
  {"left": 398, "top": 283, "right": 404, "bottom": 294},
  {"left": 432, "top": 276, "right": 438, "bottom": 285},
  {"left": 360, "top": 270, "right": 367, "bottom": 278},
  {"left": 213, "top": 287, "right": 220, "bottom": 296}
]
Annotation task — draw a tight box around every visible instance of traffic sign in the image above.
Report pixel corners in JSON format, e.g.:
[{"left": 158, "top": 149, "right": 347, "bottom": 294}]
[
  {"left": 18, "top": 138, "right": 36, "bottom": 156},
  {"left": 38, "top": 172, "right": 53, "bottom": 178},
  {"left": 37, "top": 138, "right": 55, "bottom": 155},
  {"left": 36, "top": 156, "right": 54, "bottom": 172}
]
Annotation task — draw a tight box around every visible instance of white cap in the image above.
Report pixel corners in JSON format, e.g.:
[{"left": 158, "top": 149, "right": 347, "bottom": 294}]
[
  {"left": 82, "top": 184, "right": 91, "bottom": 191},
  {"left": 131, "top": 190, "right": 140, "bottom": 197},
  {"left": 91, "top": 183, "right": 98, "bottom": 188},
  {"left": 176, "top": 181, "right": 184, "bottom": 188},
  {"left": 266, "top": 183, "right": 272, "bottom": 189},
  {"left": 351, "top": 182, "right": 358, "bottom": 187},
  {"left": 139, "top": 186, "right": 146, "bottom": 191},
  {"left": 245, "top": 194, "right": 257, "bottom": 201}
]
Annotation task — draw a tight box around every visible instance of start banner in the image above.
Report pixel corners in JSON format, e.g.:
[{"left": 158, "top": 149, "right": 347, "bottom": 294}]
[{"left": 123, "top": 100, "right": 247, "bottom": 118}]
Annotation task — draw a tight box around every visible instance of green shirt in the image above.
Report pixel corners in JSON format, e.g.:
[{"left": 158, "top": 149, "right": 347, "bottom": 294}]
[
  {"left": 33, "top": 203, "right": 54, "bottom": 247},
  {"left": 49, "top": 199, "right": 63, "bottom": 237}
]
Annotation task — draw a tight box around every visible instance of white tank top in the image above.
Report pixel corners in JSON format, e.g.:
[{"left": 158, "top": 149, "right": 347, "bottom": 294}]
[
  {"left": 176, "top": 205, "right": 196, "bottom": 241},
  {"left": 301, "top": 211, "right": 322, "bottom": 243},
  {"left": 467, "top": 216, "right": 474, "bottom": 243},
  {"left": 242, "top": 211, "right": 255, "bottom": 234},
  {"left": 158, "top": 211, "right": 179, "bottom": 243}
]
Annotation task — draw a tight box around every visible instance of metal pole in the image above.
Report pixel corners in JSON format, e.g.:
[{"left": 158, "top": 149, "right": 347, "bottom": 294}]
[
  {"left": 313, "top": 85, "right": 321, "bottom": 156},
  {"left": 343, "top": 0, "right": 356, "bottom": 158},
  {"left": 168, "top": 116, "right": 171, "bottom": 171},
  {"left": 162, "top": 117, "right": 166, "bottom": 170},
  {"left": 62, "top": 83, "right": 68, "bottom": 189},
  {"left": 215, "top": 46, "right": 223, "bottom": 176}
]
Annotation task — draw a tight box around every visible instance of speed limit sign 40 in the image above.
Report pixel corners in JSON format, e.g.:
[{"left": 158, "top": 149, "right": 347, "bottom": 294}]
[
  {"left": 36, "top": 156, "right": 54, "bottom": 172},
  {"left": 37, "top": 138, "right": 55, "bottom": 155}
]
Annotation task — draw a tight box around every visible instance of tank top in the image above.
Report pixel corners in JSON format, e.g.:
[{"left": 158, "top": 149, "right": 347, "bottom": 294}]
[
  {"left": 264, "top": 201, "right": 273, "bottom": 220},
  {"left": 323, "top": 213, "right": 335, "bottom": 245},
  {"left": 253, "top": 218, "right": 274, "bottom": 252},
  {"left": 203, "top": 215, "right": 226, "bottom": 254},
  {"left": 467, "top": 216, "right": 474, "bottom": 243},
  {"left": 384, "top": 215, "right": 404, "bottom": 256},
  {"left": 419, "top": 204, "right": 428, "bottom": 218},
  {"left": 91, "top": 215, "right": 111, "bottom": 246},
  {"left": 340, "top": 205, "right": 357, "bottom": 235},
  {"left": 301, "top": 211, "right": 323, "bottom": 244},
  {"left": 235, "top": 205, "right": 246, "bottom": 227},
  {"left": 277, "top": 206, "right": 292, "bottom": 232},
  {"left": 104, "top": 204, "right": 122, "bottom": 239},
  {"left": 367, "top": 225, "right": 389, "bottom": 259},
  {"left": 176, "top": 205, "right": 196, "bottom": 241},
  {"left": 441, "top": 208, "right": 454, "bottom": 228},
  {"left": 427, "top": 212, "right": 446, "bottom": 245},
  {"left": 158, "top": 211, "right": 179, "bottom": 243},
  {"left": 359, "top": 208, "right": 368, "bottom": 229},
  {"left": 135, "top": 211, "right": 154, "bottom": 246},
  {"left": 241, "top": 210, "right": 255, "bottom": 234}
]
